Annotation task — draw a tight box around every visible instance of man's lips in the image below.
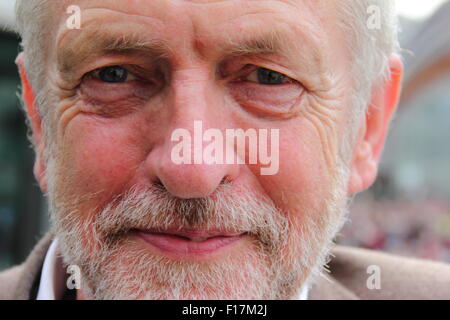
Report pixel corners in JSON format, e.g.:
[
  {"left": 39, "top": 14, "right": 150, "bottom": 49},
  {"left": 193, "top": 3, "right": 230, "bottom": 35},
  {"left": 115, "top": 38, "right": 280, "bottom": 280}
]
[{"left": 133, "top": 228, "right": 248, "bottom": 258}]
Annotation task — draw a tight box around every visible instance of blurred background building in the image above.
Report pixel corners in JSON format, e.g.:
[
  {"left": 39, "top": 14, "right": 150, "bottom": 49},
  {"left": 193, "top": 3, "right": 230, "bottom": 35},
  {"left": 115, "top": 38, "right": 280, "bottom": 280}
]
[
  {"left": 0, "top": 0, "right": 449, "bottom": 271},
  {"left": 340, "top": 0, "right": 450, "bottom": 261}
]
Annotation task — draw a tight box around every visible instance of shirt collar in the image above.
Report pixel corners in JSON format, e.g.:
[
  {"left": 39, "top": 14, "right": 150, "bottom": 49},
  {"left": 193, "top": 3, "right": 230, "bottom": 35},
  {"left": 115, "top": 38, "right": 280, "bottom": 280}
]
[{"left": 36, "top": 238, "right": 67, "bottom": 300}]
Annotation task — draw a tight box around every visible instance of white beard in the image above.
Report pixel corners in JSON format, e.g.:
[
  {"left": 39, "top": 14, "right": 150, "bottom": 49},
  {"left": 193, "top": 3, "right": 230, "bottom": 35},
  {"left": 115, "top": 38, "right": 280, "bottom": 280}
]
[{"left": 48, "top": 165, "right": 349, "bottom": 300}]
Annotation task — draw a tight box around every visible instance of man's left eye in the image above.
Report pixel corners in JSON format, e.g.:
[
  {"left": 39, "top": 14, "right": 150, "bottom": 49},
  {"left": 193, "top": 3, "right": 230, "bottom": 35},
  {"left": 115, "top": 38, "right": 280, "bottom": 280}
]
[
  {"left": 94, "top": 66, "right": 136, "bottom": 83},
  {"left": 244, "top": 68, "right": 292, "bottom": 85}
]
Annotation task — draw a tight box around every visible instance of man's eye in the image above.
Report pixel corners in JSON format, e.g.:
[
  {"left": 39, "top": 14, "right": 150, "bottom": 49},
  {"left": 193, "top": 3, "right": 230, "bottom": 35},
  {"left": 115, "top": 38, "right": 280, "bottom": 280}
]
[
  {"left": 245, "top": 68, "right": 292, "bottom": 85},
  {"left": 94, "top": 66, "right": 135, "bottom": 83}
]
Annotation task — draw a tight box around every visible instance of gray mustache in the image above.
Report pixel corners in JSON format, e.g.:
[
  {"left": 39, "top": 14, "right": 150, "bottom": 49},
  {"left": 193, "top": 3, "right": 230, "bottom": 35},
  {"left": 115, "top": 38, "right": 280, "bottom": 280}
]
[{"left": 93, "top": 182, "right": 289, "bottom": 249}]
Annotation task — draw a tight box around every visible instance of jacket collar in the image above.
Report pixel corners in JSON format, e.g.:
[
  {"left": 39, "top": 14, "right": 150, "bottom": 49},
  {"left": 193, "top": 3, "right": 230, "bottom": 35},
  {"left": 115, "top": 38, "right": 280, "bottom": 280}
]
[
  {"left": 13, "top": 232, "right": 54, "bottom": 300},
  {"left": 308, "top": 272, "right": 359, "bottom": 300}
]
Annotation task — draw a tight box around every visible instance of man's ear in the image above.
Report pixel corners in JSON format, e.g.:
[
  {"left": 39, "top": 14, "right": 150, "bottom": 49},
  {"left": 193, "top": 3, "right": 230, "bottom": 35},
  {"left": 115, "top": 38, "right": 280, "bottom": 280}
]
[
  {"left": 16, "top": 52, "right": 48, "bottom": 193},
  {"left": 348, "top": 54, "right": 403, "bottom": 195}
]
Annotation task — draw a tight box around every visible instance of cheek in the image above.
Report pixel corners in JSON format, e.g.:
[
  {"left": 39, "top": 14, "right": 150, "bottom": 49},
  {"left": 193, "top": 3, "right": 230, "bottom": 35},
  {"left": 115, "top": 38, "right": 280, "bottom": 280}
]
[
  {"left": 58, "top": 115, "right": 147, "bottom": 205},
  {"left": 260, "top": 120, "right": 336, "bottom": 220}
]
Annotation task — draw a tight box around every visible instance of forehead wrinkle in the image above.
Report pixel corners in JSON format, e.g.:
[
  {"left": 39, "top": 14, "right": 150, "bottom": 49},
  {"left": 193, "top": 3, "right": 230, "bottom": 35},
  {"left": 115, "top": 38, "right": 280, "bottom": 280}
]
[{"left": 188, "top": 0, "right": 327, "bottom": 55}]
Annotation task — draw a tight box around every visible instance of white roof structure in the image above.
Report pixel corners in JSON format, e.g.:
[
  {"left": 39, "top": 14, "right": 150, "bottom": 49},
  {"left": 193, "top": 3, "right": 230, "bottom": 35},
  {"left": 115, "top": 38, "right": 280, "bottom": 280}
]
[{"left": 402, "top": 0, "right": 450, "bottom": 81}]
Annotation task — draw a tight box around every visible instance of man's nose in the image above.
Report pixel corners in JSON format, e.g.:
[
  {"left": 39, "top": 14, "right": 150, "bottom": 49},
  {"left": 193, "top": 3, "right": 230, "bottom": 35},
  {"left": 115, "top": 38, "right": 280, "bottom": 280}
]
[
  {"left": 145, "top": 68, "right": 240, "bottom": 199},
  {"left": 150, "top": 145, "right": 240, "bottom": 199}
]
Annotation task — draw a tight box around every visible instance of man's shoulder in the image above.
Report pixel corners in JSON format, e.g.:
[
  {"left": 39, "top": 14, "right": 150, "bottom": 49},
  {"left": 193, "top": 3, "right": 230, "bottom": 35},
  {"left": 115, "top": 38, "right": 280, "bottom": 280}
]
[
  {"left": 0, "top": 233, "right": 53, "bottom": 300},
  {"left": 0, "top": 264, "right": 27, "bottom": 300},
  {"left": 327, "top": 245, "right": 450, "bottom": 300}
]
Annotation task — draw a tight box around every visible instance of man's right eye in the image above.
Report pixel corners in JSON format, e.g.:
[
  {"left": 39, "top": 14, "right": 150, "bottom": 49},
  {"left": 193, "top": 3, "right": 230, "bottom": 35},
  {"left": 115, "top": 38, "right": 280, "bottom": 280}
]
[{"left": 93, "top": 66, "right": 136, "bottom": 83}]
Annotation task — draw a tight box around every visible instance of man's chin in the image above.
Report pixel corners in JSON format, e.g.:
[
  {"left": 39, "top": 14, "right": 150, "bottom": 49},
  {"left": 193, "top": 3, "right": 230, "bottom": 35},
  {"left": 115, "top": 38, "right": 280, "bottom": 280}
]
[{"left": 78, "top": 235, "right": 296, "bottom": 300}]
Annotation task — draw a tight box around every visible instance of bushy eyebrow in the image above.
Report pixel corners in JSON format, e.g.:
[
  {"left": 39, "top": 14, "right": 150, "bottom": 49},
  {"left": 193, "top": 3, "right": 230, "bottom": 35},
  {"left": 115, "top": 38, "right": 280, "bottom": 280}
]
[
  {"left": 57, "top": 29, "right": 173, "bottom": 75},
  {"left": 221, "top": 30, "right": 288, "bottom": 56},
  {"left": 102, "top": 35, "right": 171, "bottom": 56}
]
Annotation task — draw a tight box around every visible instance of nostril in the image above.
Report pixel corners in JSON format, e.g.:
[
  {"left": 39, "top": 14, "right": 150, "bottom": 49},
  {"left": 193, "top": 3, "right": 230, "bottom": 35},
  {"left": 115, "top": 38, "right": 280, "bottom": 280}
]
[
  {"left": 152, "top": 178, "right": 166, "bottom": 191},
  {"left": 221, "top": 175, "right": 233, "bottom": 185},
  {"left": 152, "top": 157, "right": 239, "bottom": 199}
]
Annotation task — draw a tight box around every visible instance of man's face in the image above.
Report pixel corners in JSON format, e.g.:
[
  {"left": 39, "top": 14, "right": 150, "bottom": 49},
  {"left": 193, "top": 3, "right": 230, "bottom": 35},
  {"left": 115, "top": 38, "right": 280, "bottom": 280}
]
[{"left": 42, "top": 0, "right": 356, "bottom": 299}]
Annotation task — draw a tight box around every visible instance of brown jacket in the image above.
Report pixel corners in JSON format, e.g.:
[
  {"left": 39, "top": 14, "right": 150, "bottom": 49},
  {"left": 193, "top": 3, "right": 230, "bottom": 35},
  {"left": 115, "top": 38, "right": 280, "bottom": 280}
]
[{"left": 1, "top": 232, "right": 449, "bottom": 300}]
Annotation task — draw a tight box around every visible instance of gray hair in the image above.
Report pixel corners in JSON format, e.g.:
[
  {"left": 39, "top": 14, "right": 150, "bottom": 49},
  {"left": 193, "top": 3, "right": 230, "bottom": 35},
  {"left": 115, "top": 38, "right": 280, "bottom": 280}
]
[{"left": 340, "top": 0, "right": 399, "bottom": 120}]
